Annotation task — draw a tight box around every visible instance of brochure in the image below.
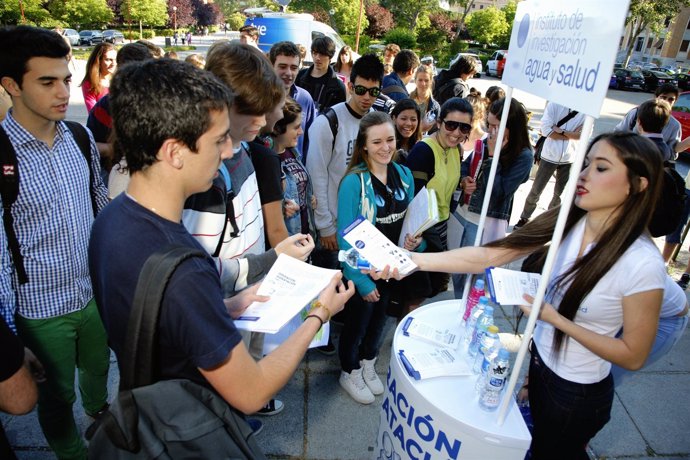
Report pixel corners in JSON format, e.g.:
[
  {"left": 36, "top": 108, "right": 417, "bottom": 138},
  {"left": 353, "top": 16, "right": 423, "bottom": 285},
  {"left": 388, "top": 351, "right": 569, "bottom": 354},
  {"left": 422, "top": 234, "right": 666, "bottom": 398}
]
[
  {"left": 263, "top": 308, "right": 329, "bottom": 354},
  {"left": 234, "top": 254, "right": 339, "bottom": 333},
  {"left": 341, "top": 216, "right": 418, "bottom": 276},
  {"left": 398, "top": 186, "right": 439, "bottom": 246},
  {"left": 401, "top": 316, "right": 461, "bottom": 350},
  {"left": 485, "top": 266, "right": 542, "bottom": 306},
  {"left": 398, "top": 348, "right": 472, "bottom": 380}
]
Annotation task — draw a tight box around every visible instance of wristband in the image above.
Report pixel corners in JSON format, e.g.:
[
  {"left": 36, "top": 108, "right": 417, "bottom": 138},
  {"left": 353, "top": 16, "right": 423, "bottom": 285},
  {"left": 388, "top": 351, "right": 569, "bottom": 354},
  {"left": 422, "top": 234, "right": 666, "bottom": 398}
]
[
  {"left": 310, "top": 300, "right": 332, "bottom": 322},
  {"left": 305, "top": 314, "right": 324, "bottom": 327}
]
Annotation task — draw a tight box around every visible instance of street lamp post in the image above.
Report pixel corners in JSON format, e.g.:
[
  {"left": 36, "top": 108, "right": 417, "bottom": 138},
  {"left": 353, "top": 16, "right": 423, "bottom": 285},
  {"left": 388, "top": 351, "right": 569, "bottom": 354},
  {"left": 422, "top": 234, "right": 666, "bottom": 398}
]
[{"left": 172, "top": 6, "right": 177, "bottom": 33}]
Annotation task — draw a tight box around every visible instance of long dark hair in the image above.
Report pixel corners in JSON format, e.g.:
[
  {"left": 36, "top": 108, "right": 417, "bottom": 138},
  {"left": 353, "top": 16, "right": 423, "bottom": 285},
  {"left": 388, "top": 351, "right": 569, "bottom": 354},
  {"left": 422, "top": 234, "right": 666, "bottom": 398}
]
[
  {"left": 391, "top": 98, "right": 422, "bottom": 151},
  {"left": 487, "top": 132, "right": 663, "bottom": 354},
  {"left": 489, "top": 98, "right": 531, "bottom": 168}
]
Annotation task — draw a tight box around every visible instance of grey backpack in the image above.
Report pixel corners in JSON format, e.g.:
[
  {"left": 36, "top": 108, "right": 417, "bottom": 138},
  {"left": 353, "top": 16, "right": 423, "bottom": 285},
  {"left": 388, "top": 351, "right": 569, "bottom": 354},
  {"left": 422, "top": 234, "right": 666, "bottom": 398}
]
[{"left": 86, "top": 246, "right": 266, "bottom": 459}]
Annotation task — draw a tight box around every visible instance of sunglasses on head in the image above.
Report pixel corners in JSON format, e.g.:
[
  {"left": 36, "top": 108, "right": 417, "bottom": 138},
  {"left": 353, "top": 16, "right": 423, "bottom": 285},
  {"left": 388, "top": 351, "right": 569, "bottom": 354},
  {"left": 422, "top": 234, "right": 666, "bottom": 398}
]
[
  {"left": 441, "top": 120, "right": 472, "bottom": 134},
  {"left": 352, "top": 85, "right": 381, "bottom": 97}
]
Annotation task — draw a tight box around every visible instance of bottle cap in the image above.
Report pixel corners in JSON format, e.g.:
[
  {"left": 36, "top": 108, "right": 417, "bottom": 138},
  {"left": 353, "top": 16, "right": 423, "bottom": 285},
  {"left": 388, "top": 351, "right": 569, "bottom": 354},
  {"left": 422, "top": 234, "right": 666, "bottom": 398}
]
[
  {"left": 478, "top": 296, "right": 489, "bottom": 305},
  {"left": 337, "top": 250, "right": 347, "bottom": 262},
  {"left": 498, "top": 348, "right": 510, "bottom": 360},
  {"left": 484, "top": 305, "right": 494, "bottom": 314},
  {"left": 488, "top": 325, "right": 499, "bottom": 334},
  {"left": 474, "top": 278, "right": 485, "bottom": 289}
]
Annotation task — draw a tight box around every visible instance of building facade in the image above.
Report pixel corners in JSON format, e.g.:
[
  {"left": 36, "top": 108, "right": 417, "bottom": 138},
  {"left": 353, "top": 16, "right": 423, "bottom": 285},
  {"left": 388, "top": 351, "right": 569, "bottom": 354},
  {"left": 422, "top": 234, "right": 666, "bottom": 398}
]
[{"left": 620, "top": 7, "right": 690, "bottom": 69}]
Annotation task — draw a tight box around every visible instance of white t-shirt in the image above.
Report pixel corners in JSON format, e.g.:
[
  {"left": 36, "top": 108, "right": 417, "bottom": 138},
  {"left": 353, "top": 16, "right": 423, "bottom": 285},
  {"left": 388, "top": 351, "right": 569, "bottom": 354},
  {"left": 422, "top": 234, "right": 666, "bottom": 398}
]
[
  {"left": 533, "top": 218, "right": 665, "bottom": 383},
  {"left": 660, "top": 276, "right": 687, "bottom": 318}
]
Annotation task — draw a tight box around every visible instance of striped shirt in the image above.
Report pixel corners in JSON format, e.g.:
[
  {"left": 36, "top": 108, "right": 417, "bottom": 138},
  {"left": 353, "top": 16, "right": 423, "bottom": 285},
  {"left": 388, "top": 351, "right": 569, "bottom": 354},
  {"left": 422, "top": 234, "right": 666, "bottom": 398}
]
[{"left": 0, "top": 112, "right": 108, "bottom": 331}]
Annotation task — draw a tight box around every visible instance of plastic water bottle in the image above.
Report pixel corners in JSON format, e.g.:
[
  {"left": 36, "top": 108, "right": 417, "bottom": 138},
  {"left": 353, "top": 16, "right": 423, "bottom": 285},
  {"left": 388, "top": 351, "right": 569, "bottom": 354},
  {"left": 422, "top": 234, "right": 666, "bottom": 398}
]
[
  {"left": 473, "top": 324, "right": 500, "bottom": 375},
  {"left": 479, "top": 348, "right": 511, "bottom": 411},
  {"left": 468, "top": 305, "right": 494, "bottom": 357},
  {"left": 462, "top": 279, "right": 486, "bottom": 322},
  {"left": 338, "top": 248, "right": 371, "bottom": 270},
  {"left": 464, "top": 296, "right": 488, "bottom": 347}
]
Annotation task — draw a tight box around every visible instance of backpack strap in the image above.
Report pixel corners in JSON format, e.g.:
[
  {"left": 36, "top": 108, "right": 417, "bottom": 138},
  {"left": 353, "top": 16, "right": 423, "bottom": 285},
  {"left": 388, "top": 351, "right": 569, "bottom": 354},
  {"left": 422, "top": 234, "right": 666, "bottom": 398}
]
[
  {"left": 323, "top": 108, "right": 339, "bottom": 152},
  {"left": 628, "top": 107, "right": 638, "bottom": 131},
  {"left": 0, "top": 126, "right": 28, "bottom": 284},
  {"left": 64, "top": 121, "right": 98, "bottom": 218},
  {"left": 381, "top": 85, "right": 407, "bottom": 96},
  {"left": 121, "top": 246, "right": 207, "bottom": 390}
]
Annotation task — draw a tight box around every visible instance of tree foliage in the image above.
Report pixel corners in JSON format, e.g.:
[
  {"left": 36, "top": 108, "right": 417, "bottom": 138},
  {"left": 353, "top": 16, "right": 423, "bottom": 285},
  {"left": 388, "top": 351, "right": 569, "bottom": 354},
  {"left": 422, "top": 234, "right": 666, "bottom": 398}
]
[
  {"left": 49, "top": 0, "right": 113, "bottom": 28},
  {"left": 383, "top": 27, "right": 416, "bottom": 49},
  {"left": 192, "top": 0, "right": 222, "bottom": 27},
  {"left": 417, "top": 11, "right": 455, "bottom": 54},
  {"left": 364, "top": 4, "right": 393, "bottom": 38},
  {"left": 465, "top": 6, "right": 508, "bottom": 46},
  {"left": 623, "top": 0, "right": 690, "bottom": 66},
  {"left": 121, "top": 0, "right": 168, "bottom": 28},
  {"left": 380, "top": 0, "right": 437, "bottom": 30},
  {"left": 496, "top": 0, "right": 517, "bottom": 47},
  {"left": 0, "top": 0, "right": 52, "bottom": 26},
  {"left": 167, "top": 0, "right": 195, "bottom": 29},
  {"left": 290, "top": 0, "right": 367, "bottom": 36}
]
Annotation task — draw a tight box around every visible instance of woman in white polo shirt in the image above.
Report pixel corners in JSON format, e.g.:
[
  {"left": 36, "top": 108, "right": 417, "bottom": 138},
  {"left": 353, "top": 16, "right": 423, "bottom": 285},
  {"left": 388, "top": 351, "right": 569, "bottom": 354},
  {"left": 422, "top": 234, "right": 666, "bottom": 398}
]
[{"left": 403, "top": 132, "right": 666, "bottom": 459}]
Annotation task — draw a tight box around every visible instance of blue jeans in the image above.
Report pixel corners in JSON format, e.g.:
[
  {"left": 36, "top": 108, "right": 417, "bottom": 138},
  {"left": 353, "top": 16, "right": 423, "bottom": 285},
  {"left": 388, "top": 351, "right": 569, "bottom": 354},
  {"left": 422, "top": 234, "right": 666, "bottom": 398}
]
[
  {"left": 338, "top": 280, "right": 390, "bottom": 372},
  {"left": 528, "top": 344, "right": 614, "bottom": 460},
  {"left": 611, "top": 314, "right": 689, "bottom": 388}
]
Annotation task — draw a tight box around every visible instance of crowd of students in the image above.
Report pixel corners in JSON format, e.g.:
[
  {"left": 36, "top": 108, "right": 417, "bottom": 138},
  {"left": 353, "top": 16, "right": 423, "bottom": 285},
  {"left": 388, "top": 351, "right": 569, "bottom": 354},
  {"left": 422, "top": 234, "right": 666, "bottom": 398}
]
[{"left": 0, "top": 24, "right": 688, "bottom": 460}]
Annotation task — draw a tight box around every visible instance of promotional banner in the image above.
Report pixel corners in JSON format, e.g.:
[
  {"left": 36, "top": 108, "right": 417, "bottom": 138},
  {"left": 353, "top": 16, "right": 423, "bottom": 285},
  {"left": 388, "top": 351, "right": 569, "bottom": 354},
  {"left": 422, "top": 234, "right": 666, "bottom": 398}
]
[{"left": 502, "top": 0, "right": 631, "bottom": 117}]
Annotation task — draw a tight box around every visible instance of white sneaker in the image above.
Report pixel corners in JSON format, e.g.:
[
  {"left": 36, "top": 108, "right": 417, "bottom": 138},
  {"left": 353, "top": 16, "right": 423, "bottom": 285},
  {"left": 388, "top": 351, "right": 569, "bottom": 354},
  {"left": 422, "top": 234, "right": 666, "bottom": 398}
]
[
  {"left": 339, "top": 368, "right": 375, "bottom": 404},
  {"left": 360, "top": 358, "right": 384, "bottom": 395}
]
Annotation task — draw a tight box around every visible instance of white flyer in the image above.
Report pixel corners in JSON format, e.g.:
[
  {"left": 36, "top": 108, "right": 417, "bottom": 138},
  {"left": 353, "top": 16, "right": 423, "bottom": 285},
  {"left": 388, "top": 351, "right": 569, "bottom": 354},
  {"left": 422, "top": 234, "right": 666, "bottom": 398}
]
[
  {"left": 485, "top": 267, "right": 542, "bottom": 306},
  {"left": 398, "top": 347, "right": 473, "bottom": 380},
  {"left": 234, "top": 254, "right": 339, "bottom": 333},
  {"left": 401, "top": 316, "right": 461, "bottom": 350},
  {"left": 340, "top": 216, "right": 418, "bottom": 276}
]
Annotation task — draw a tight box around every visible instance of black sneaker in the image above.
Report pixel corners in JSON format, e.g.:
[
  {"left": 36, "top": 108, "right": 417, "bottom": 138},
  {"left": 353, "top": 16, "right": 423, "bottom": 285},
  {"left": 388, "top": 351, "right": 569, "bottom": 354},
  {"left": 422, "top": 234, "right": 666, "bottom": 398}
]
[
  {"left": 86, "top": 403, "right": 110, "bottom": 421},
  {"left": 315, "top": 338, "right": 337, "bottom": 355},
  {"left": 247, "top": 418, "right": 263, "bottom": 436},
  {"left": 256, "top": 398, "right": 284, "bottom": 416},
  {"left": 678, "top": 273, "right": 690, "bottom": 290},
  {"left": 513, "top": 218, "right": 529, "bottom": 229}
]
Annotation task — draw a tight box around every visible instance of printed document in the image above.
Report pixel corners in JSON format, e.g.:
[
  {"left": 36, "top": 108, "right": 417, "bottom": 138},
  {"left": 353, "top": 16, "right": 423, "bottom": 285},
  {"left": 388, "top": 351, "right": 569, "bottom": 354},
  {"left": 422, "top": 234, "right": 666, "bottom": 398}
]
[
  {"left": 398, "top": 348, "right": 472, "bottom": 380},
  {"left": 398, "top": 186, "right": 439, "bottom": 246},
  {"left": 485, "top": 267, "right": 542, "bottom": 306},
  {"left": 341, "top": 216, "right": 418, "bottom": 276},
  {"left": 401, "top": 316, "right": 461, "bottom": 349},
  {"left": 234, "top": 254, "right": 339, "bottom": 333}
]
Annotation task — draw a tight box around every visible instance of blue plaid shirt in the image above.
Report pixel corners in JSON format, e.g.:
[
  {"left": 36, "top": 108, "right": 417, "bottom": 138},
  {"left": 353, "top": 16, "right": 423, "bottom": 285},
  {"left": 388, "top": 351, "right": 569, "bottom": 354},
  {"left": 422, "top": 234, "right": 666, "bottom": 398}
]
[{"left": 0, "top": 112, "right": 108, "bottom": 331}]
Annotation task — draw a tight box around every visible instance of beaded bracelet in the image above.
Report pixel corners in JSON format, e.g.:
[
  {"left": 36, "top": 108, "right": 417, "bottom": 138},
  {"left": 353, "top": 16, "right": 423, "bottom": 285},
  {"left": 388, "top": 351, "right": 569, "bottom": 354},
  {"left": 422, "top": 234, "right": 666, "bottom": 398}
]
[
  {"left": 310, "top": 300, "right": 332, "bottom": 322},
  {"left": 305, "top": 314, "right": 324, "bottom": 327}
]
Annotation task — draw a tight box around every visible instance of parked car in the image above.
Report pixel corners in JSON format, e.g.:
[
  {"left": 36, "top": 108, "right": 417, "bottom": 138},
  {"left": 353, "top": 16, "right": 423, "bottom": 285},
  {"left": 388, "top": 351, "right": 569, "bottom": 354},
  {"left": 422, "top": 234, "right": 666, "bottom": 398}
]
[
  {"left": 452, "top": 52, "right": 482, "bottom": 77},
  {"left": 485, "top": 50, "right": 507, "bottom": 78},
  {"left": 671, "top": 91, "right": 690, "bottom": 154},
  {"left": 102, "top": 30, "right": 124, "bottom": 44},
  {"left": 79, "top": 30, "right": 103, "bottom": 46},
  {"left": 641, "top": 70, "right": 676, "bottom": 92},
  {"left": 62, "top": 28, "right": 80, "bottom": 46},
  {"left": 649, "top": 66, "right": 676, "bottom": 76},
  {"left": 675, "top": 73, "right": 690, "bottom": 90},
  {"left": 611, "top": 68, "right": 645, "bottom": 91},
  {"left": 609, "top": 73, "right": 618, "bottom": 88}
]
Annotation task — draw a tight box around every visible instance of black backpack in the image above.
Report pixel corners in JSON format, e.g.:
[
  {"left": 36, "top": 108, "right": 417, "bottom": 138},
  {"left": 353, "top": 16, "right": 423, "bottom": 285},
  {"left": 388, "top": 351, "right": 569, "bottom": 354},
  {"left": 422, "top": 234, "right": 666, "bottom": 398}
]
[
  {"left": 649, "top": 162, "right": 686, "bottom": 238},
  {"left": 0, "top": 121, "right": 96, "bottom": 284},
  {"left": 86, "top": 246, "right": 266, "bottom": 459}
]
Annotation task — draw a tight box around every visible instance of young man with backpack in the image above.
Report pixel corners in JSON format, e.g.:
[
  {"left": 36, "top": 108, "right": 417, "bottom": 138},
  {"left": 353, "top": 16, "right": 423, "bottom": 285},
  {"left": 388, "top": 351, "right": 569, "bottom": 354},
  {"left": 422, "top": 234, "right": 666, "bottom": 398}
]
[
  {"left": 381, "top": 50, "right": 420, "bottom": 102},
  {"left": 615, "top": 83, "right": 682, "bottom": 152},
  {"left": 295, "top": 36, "right": 346, "bottom": 114},
  {"left": 306, "top": 54, "right": 385, "bottom": 269},
  {"left": 433, "top": 55, "right": 475, "bottom": 106},
  {"left": 0, "top": 26, "right": 110, "bottom": 459},
  {"left": 89, "top": 58, "right": 353, "bottom": 454}
]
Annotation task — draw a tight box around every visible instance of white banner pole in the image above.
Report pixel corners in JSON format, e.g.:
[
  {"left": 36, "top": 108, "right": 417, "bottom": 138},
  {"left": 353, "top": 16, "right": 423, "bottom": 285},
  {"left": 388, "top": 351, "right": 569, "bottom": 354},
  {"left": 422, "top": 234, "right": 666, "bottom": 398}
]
[{"left": 497, "top": 114, "right": 596, "bottom": 426}]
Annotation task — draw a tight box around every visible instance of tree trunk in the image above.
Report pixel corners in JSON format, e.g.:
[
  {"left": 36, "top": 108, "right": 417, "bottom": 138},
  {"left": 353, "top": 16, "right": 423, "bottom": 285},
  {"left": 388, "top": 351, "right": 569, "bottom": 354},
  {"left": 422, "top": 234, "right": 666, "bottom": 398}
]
[
  {"left": 455, "top": 0, "right": 476, "bottom": 40},
  {"left": 139, "top": 20, "right": 143, "bottom": 39},
  {"left": 624, "top": 18, "right": 646, "bottom": 67}
]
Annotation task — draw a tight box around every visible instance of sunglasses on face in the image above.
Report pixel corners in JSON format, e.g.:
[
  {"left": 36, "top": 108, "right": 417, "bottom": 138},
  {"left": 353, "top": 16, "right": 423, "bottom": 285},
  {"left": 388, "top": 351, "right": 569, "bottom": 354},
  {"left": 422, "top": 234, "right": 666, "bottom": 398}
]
[
  {"left": 352, "top": 85, "right": 381, "bottom": 97},
  {"left": 441, "top": 120, "right": 472, "bottom": 134}
]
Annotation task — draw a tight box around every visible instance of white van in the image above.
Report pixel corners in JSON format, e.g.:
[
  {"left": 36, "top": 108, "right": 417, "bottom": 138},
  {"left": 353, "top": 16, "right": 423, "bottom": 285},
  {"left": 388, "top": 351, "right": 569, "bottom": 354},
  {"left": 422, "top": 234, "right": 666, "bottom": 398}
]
[{"left": 244, "top": 10, "right": 353, "bottom": 64}]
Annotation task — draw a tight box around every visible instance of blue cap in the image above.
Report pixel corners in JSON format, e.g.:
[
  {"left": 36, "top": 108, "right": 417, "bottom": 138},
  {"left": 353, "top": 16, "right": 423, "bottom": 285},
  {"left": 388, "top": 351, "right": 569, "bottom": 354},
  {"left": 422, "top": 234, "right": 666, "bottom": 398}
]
[
  {"left": 498, "top": 348, "right": 510, "bottom": 360},
  {"left": 474, "top": 278, "right": 485, "bottom": 289},
  {"left": 478, "top": 296, "right": 489, "bottom": 305},
  {"left": 484, "top": 305, "right": 494, "bottom": 314}
]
